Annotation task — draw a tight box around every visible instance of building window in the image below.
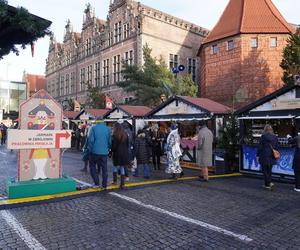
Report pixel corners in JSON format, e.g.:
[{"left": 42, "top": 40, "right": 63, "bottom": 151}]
[
  {"left": 113, "top": 55, "right": 121, "bottom": 84},
  {"left": 227, "top": 40, "right": 234, "bottom": 50},
  {"left": 80, "top": 68, "right": 86, "bottom": 91},
  {"left": 65, "top": 74, "right": 69, "bottom": 95},
  {"left": 188, "top": 58, "right": 197, "bottom": 82},
  {"left": 87, "top": 65, "right": 93, "bottom": 87},
  {"left": 124, "top": 97, "right": 133, "bottom": 104},
  {"left": 212, "top": 44, "right": 219, "bottom": 54},
  {"left": 270, "top": 37, "right": 277, "bottom": 47},
  {"left": 86, "top": 38, "right": 92, "bottom": 55},
  {"left": 250, "top": 38, "right": 258, "bottom": 48},
  {"left": 103, "top": 59, "right": 109, "bottom": 86},
  {"left": 124, "top": 50, "right": 134, "bottom": 66},
  {"left": 70, "top": 72, "right": 75, "bottom": 93},
  {"left": 118, "top": 21, "right": 122, "bottom": 42},
  {"left": 95, "top": 62, "right": 101, "bottom": 87},
  {"left": 56, "top": 77, "right": 59, "bottom": 97},
  {"left": 60, "top": 76, "right": 64, "bottom": 96},
  {"left": 169, "top": 54, "right": 179, "bottom": 70},
  {"left": 123, "top": 23, "right": 130, "bottom": 39}
]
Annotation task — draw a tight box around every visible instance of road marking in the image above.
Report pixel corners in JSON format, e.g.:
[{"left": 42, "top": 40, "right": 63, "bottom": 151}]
[
  {"left": 0, "top": 210, "right": 46, "bottom": 250},
  {"left": 0, "top": 151, "right": 6, "bottom": 155},
  {"left": 110, "top": 192, "right": 253, "bottom": 243},
  {"left": 72, "top": 177, "right": 92, "bottom": 187}
]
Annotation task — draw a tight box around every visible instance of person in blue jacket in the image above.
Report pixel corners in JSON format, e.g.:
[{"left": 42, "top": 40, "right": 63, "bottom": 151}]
[
  {"left": 87, "top": 117, "right": 111, "bottom": 188},
  {"left": 257, "top": 124, "right": 279, "bottom": 189}
]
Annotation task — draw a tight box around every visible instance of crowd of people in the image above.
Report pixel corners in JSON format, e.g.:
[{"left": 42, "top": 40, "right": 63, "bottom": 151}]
[{"left": 79, "top": 117, "right": 214, "bottom": 189}]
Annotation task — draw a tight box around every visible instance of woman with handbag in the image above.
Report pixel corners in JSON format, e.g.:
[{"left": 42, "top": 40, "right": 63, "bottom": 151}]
[{"left": 257, "top": 124, "right": 279, "bottom": 189}]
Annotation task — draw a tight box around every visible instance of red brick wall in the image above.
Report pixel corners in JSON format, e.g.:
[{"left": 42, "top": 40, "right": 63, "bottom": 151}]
[{"left": 200, "top": 33, "right": 290, "bottom": 109}]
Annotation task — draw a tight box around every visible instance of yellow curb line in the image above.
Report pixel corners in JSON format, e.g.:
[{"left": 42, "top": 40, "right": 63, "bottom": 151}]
[{"left": 0, "top": 173, "right": 242, "bottom": 206}]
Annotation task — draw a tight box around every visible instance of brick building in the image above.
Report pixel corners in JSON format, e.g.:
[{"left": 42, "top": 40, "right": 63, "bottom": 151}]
[
  {"left": 23, "top": 73, "right": 46, "bottom": 97},
  {"left": 45, "top": 0, "right": 209, "bottom": 107},
  {"left": 199, "top": 0, "right": 295, "bottom": 110}
]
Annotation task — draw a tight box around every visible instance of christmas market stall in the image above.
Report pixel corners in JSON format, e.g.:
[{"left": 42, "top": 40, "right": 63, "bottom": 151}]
[
  {"left": 103, "top": 105, "right": 152, "bottom": 132},
  {"left": 236, "top": 82, "right": 300, "bottom": 179},
  {"left": 145, "top": 96, "right": 231, "bottom": 165}
]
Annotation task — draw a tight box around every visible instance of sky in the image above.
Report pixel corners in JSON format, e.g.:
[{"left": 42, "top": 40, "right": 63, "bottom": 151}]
[{"left": 0, "top": 0, "right": 299, "bottom": 82}]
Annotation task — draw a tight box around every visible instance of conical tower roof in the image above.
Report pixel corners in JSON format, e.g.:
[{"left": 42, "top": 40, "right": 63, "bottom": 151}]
[{"left": 203, "top": 0, "right": 295, "bottom": 45}]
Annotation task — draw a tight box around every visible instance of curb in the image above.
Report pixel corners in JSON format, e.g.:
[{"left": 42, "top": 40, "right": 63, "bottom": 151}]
[{"left": 0, "top": 173, "right": 242, "bottom": 210}]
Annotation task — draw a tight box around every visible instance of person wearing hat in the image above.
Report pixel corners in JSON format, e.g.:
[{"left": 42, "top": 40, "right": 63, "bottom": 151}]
[
  {"left": 196, "top": 120, "right": 213, "bottom": 181},
  {"left": 165, "top": 123, "right": 184, "bottom": 179},
  {"left": 87, "top": 116, "right": 111, "bottom": 188}
]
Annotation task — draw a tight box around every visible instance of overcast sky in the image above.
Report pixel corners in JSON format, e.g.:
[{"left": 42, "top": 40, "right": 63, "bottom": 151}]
[{"left": 0, "top": 0, "right": 299, "bottom": 81}]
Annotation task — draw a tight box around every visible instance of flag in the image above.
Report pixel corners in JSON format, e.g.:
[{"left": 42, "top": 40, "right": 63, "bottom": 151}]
[
  {"left": 31, "top": 42, "right": 35, "bottom": 57},
  {"left": 74, "top": 100, "right": 81, "bottom": 111},
  {"left": 105, "top": 96, "right": 113, "bottom": 109}
]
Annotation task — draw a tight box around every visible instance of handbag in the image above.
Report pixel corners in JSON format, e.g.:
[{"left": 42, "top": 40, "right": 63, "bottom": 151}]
[{"left": 269, "top": 144, "right": 280, "bottom": 160}]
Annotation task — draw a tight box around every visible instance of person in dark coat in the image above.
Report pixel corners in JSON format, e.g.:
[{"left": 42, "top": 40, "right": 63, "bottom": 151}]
[
  {"left": 257, "top": 124, "right": 279, "bottom": 189},
  {"left": 288, "top": 135, "right": 300, "bottom": 192},
  {"left": 121, "top": 120, "right": 134, "bottom": 180},
  {"left": 133, "top": 130, "right": 151, "bottom": 178},
  {"left": 111, "top": 123, "right": 129, "bottom": 188},
  {"left": 150, "top": 125, "right": 163, "bottom": 170}
]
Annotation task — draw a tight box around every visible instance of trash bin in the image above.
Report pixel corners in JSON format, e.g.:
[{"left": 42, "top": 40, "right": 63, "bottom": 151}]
[{"left": 214, "top": 148, "right": 228, "bottom": 174}]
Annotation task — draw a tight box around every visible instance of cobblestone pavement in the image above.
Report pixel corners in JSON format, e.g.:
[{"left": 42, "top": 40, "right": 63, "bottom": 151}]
[
  {"left": 0, "top": 178, "right": 299, "bottom": 249},
  {"left": 1, "top": 146, "right": 300, "bottom": 249}
]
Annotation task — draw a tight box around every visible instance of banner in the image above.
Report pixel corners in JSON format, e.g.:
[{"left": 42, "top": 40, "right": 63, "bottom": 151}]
[{"left": 106, "top": 96, "right": 113, "bottom": 109}]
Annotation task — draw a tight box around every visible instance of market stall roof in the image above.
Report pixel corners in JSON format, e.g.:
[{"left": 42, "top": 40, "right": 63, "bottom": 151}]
[
  {"left": 63, "top": 111, "right": 80, "bottom": 120},
  {"left": 236, "top": 83, "right": 300, "bottom": 118},
  {"left": 104, "top": 105, "right": 151, "bottom": 119},
  {"left": 147, "top": 95, "right": 231, "bottom": 120},
  {"left": 75, "top": 109, "right": 110, "bottom": 120}
]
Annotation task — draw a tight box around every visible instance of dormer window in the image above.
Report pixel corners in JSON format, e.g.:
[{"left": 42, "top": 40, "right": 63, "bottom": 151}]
[{"left": 212, "top": 44, "right": 219, "bottom": 54}]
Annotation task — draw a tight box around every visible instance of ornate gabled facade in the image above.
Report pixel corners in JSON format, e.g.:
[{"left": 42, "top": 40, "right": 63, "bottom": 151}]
[
  {"left": 199, "top": 0, "right": 295, "bottom": 109},
  {"left": 45, "top": 0, "right": 209, "bottom": 107}
]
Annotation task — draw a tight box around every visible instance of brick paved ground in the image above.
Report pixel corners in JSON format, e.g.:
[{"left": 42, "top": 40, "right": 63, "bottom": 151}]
[
  {"left": 0, "top": 177, "right": 299, "bottom": 249},
  {"left": 1, "top": 145, "right": 300, "bottom": 249}
]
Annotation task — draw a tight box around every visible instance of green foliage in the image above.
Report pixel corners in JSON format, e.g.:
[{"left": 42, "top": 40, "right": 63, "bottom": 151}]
[
  {"left": 86, "top": 84, "right": 106, "bottom": 109},
  {"left": 217, "top": 114, "right": 239, "bottom": 170},
  {"left": 117, "top": 44, "right": 197, "bottom": 107},
  {"left": 0, "top": 0, "right": 51, "bottom": 59},
  {"left": 280, "top": 28, "right": 300, "bottom": 84},
  {"left": 173, "top": 74, "right": 197, "bottom": 97}
]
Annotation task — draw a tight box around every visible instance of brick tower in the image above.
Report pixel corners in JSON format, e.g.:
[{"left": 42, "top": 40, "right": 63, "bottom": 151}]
[{"left": 199, "top": 0, "right": 295, "bottom": 109}]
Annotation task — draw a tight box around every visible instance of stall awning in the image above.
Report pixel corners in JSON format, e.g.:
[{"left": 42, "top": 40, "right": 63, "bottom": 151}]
[
  {"left": 238, "top": 115, "right": 295, "bottom": 120},
  {"left": 296, "top": 116, "right": 300, "bottom": 119},
  {"left": 142, "top": 117, "right": 211, "bottom": 122}
]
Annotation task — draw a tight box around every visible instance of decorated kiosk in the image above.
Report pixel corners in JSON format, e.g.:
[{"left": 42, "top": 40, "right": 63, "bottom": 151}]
[
  {"left": 103, "top": 105, "right": 152, "bottom": 132},
  {"left": 7, "top": 90, "right": 76, "bottom": 198},
  {"left": 145, "top": 95, "right": 231, "bottom": 164},
  {"left": 236, "top": 82, "right": 300, "bottom": 179}
]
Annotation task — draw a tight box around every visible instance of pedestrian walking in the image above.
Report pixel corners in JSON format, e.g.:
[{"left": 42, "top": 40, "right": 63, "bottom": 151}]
[
  {"left": 121, "top": 120, "right": 134, "bottom": 180},
  {"left": 133, "top": 130, "right": 151, "bottom": 178},
  {"left": 111, "top": 123, "right": 130, "bottom": 189},
  {"left": 196, "top": 120, "right": 213, "bottom": 181},
  {"left": 81, "top": 138, "right": 90, "bottom": 173},
  {"left": 150, "top": 124, "right": 163, "bottom": 170},
  {"left": 75, "top": 127, "right": 82, "bottom": 151},
  {"left": 165, "top": 123, "right": 183, "bottom": 179},
  {"left": 288, "top": 134, "right": 300, "bottom": 192},
  {"left": 257, "top": 124, "right": 279, "bottom": 189},
  {"left": 87, "top": 117, "right": 111, "bottom": 189},
  {"left": 1, "top": 123, "right": 7, "bottom": 145}
]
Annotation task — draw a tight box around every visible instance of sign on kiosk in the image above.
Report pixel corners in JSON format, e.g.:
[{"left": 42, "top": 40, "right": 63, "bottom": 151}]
[{"left": 7, "top": 130, "right": 71, "bottom": 150}]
